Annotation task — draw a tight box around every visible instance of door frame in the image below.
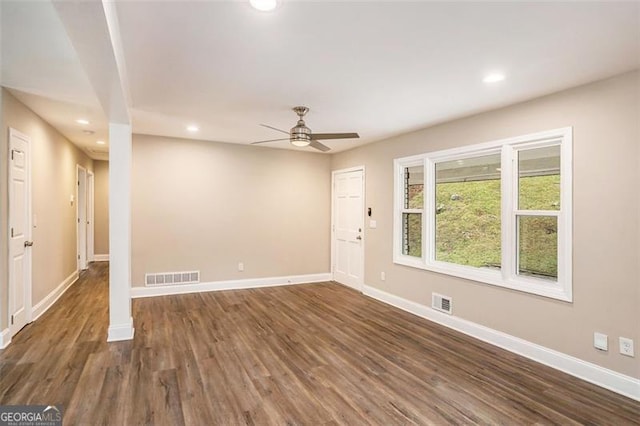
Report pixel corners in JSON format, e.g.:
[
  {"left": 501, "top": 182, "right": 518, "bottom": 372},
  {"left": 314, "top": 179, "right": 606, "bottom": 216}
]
[
  {"left": 76, "top": 165, "right": 88, "bottom": 270},
  {"left": 87, "top": 171, "right": 95, "bottom": 263},
  {"left": 330, "top": 165, "right": 366, "bottom": 292},
  {"left": 8, "top": 127, "right": 33, "bottom": 336}
]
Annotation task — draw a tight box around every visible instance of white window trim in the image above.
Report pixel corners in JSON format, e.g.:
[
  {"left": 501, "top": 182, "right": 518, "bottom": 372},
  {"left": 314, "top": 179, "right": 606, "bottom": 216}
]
[
  {"left": 394, "top": 156, "right": 426, "bottom": 268},
  {"left": 393, "top": 127, "right": 573, "bottom": 302}
]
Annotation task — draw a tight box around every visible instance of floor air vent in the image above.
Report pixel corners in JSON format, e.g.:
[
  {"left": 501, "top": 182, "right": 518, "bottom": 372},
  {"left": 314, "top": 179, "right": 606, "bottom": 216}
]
[
  {"left": 432, "top": 293, "right": 452, "bottom": 314},
  {"left": 145, "top": 270, "right": 200, "bottom": 286}
]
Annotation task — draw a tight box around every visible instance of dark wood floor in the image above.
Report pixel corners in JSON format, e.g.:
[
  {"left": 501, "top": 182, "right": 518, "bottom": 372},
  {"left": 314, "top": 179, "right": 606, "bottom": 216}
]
[{"left": 1, "top": 263, "right": 638, "bottom": 425}]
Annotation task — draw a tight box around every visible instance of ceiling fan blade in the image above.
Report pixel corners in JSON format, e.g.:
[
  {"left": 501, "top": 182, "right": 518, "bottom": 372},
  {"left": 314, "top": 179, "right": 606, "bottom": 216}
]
[
  {"left": 250, "top": 138, "right": 290, "bottom": 145},
  {"left": 310, "top": 132, "right": 359, "bottom": 140},
  {"left": 260, "top": 124, "right": 290, "bottom": 135},
  {"left": 309, "top": 140, "right": 331, "bottom": 152}
]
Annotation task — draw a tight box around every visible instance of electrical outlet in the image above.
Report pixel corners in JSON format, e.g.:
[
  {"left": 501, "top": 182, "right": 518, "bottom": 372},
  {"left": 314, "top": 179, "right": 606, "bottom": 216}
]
[
  {"left": 619, "top": 337, "right": 634, "bottom": 357},
  {"left": 594, "top": 332, "right": 608, "bottom": 351},
  {"left": 380, "top": 272, "right": 385, "bottom": 281},
  {"left": 238, "top": 262, "right": 244, "bottom": 272}
]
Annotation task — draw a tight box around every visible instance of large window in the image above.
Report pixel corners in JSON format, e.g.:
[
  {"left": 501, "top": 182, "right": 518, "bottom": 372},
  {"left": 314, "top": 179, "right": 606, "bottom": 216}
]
[{"left": 393, "top": 128, "right": 572, "bottom": 301}]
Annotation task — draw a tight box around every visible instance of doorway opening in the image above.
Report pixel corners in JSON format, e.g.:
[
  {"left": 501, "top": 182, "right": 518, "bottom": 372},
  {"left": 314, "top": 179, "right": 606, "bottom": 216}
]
[{"left": 76, "top": 165, "right": 88, "bottom": 270}]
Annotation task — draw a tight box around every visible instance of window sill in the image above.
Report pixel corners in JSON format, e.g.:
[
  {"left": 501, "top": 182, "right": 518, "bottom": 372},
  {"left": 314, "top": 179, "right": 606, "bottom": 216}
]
[{"left": 393, "top": 258, "right": 572, "bottom": 302}]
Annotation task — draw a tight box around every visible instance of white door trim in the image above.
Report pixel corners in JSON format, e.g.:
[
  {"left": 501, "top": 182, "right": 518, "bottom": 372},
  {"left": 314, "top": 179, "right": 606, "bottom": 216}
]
[
  {"left": 87, "top": 171, "right": 95, "bottom": 263},
  {"left": 8, "top": 127, "right": 33, "bottom": 337},
  {"left": 331, "top": 165, "right": 366, "bottom": 292},
  {"left": 76, "top": 165, "right": 88, "bottom": 270}
]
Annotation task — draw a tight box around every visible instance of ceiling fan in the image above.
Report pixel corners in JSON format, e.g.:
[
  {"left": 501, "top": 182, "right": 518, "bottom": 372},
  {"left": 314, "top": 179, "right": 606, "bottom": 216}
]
[{"left": 251, "top": 106, "right": 359, "bottom": 152}]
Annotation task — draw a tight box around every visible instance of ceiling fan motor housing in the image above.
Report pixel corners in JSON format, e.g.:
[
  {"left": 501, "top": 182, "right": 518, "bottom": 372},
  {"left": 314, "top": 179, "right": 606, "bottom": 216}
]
[
  {"left": 291, "top": 121, "right": 312, "bottom": 145},
  {"left": 290, "top": 106, "right": 312, "bottom": 145}
]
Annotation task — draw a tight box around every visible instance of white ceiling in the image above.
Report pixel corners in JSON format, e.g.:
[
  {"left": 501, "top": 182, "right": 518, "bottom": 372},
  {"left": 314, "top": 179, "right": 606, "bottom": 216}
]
[{"left": 2, "top": 1, "right": 639, "bottom": 157}]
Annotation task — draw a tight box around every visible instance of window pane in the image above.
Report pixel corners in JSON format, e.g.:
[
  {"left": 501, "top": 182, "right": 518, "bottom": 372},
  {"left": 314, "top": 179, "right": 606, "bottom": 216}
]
[
  {"left": 402, "top": 213, "right": 422, "bottom": 257},
  {"left": 518, "top": 215, "right": 557, "bottom": 280},
  {"left": 404, "top": 165, "right": 423, "bottom": 209},
  {"left": 518, "top": 145, "right": 560, "bottom": 210},
  {"left": 435, "top": 154, "right": 501, "bottom": 269}
]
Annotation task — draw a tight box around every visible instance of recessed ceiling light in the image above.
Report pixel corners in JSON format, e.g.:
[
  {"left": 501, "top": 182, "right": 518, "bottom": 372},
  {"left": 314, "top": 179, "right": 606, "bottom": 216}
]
[
  {"left": 186, "top": 125, "right": 199, "bottom": 133},
  {"left": 483, "top": 73, "right": 505, "bottom": 83},
  {"left": 76, "top": 119, "right": 90, "bottom": 125},
  {"left": 250, "top": 0, "right": 277, "bottom": 11},
  {"left": 96, "top": 140, "right": 106, "bottom": 145}
]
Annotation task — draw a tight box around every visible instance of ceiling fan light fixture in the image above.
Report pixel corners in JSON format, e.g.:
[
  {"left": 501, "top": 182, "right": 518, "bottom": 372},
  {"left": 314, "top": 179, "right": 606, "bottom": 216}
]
[
  {"left": 250, "top": 0, "right": 277, "bottom": 12},
  {"left": 291, "top": 137, "right": 310, "bottom": 147},
  {"left": 251, "top": 106, "right": 359, "bottom": 152}
]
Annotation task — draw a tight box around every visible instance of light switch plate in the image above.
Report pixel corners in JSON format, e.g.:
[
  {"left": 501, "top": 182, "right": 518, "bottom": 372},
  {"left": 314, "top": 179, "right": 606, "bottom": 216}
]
[
  {"left": 369, "top": 220, "right": 377, "bottom": 229},
  {"left": 594, "top": 332, "right": 608, "bottom": 351}
]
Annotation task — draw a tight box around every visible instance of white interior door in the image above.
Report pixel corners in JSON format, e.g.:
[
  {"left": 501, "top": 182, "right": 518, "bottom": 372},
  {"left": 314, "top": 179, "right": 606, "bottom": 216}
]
[
  {"left": 332, "top": 167, "right": 364, "bottom": 291},
  {"left": 77, "top": 166, "right": 88, "bottom": 270},
  {"left": 87, "top": 172, "right": 95, "bottom": 263},
  {"left": 8, "top": 128, "right": 32, "bottom": 337}
]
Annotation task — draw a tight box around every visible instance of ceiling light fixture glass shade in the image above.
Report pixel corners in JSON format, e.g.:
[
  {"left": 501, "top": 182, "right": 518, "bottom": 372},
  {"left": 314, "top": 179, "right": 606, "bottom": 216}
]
[
  {"left": 250, "top": 0, "right": 277, "bottom": 11},
  {"left": 290, "top": 137, "right": 310, "bottom": 147}
]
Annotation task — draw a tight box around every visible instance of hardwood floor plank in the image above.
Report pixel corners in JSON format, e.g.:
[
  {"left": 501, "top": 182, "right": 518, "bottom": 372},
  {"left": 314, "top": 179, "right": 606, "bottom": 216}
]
[
  {"left": 152, "top": 368, "right": 185, "bottom": 426},
  {"left": 93, "top": 364, "right": 130, "bottom": 426},
  {"left": 1, "top": 262, "right": 638, "bottom": 425},
  {"left": 174, "top": 349, "right": 218, "bottom": 426}
]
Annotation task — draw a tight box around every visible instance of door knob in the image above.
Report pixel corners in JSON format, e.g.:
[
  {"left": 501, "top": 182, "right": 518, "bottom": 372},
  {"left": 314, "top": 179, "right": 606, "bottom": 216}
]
[
  {"left": 356, "top": 235, "right": 362, "bottom": 240},
  {"left": 24, "top": 241, "right": 34, "bottom": 247}
]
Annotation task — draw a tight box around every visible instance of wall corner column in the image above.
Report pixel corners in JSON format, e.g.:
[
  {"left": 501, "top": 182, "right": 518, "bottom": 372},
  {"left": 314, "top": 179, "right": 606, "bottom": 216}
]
[{"left": 107, "top": 123, "right": 134, "bottom": 341}]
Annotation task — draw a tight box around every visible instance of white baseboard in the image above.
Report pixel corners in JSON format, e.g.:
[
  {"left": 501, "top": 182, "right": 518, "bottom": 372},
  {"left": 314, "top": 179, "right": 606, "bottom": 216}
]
[
  {"left": 363, "top": 284, "right": 640, "bottom": 402},
  {"left": 1, "top": 271, "right": 79, "bottom": 349},
  {"left": 32, "top": 270, "right": 80, "bottom": 322},
  {"left": 93, "top": 254, "right": 109, "bottom": 262},
  {"left": 107, "top": 317, "right": 135, "bottom": 342},
  {"left": 0, "top": 328, "right": 10, "bottom": 349},
  {"left": 131, "top": 272, "right": 332, "bottom": 298}
]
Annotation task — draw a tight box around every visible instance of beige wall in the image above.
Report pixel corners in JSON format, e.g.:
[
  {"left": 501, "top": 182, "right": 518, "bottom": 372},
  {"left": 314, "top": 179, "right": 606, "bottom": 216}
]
[
  {"left": 93, "top": 160, "right": 109, "bottom": 255},
  {"left": 1, "top": 88, "right": 93, "bottom": 330},
  {"left": 331, "top": 71, "right": 640, "bottom": 378},
  {"left": 131, "top": 134, "right": 331, "bottom": 286}
]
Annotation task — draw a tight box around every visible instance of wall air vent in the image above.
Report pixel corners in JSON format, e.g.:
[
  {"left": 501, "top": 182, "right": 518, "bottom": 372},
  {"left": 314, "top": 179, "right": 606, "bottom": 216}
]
[
  {"left": 145, "top": 270, "right": 200, "bottom": 287},
  {"left": 432, "top": 292, "right": 452, "bottom": 314}
]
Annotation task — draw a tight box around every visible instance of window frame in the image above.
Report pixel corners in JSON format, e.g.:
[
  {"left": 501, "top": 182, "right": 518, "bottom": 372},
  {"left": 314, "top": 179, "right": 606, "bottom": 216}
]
[
  {"left": 393, "top": 127, "right": 573, "bottom": 302},
  {"left": 394, "top": 156, "right": 426, "bottom": 269}
]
